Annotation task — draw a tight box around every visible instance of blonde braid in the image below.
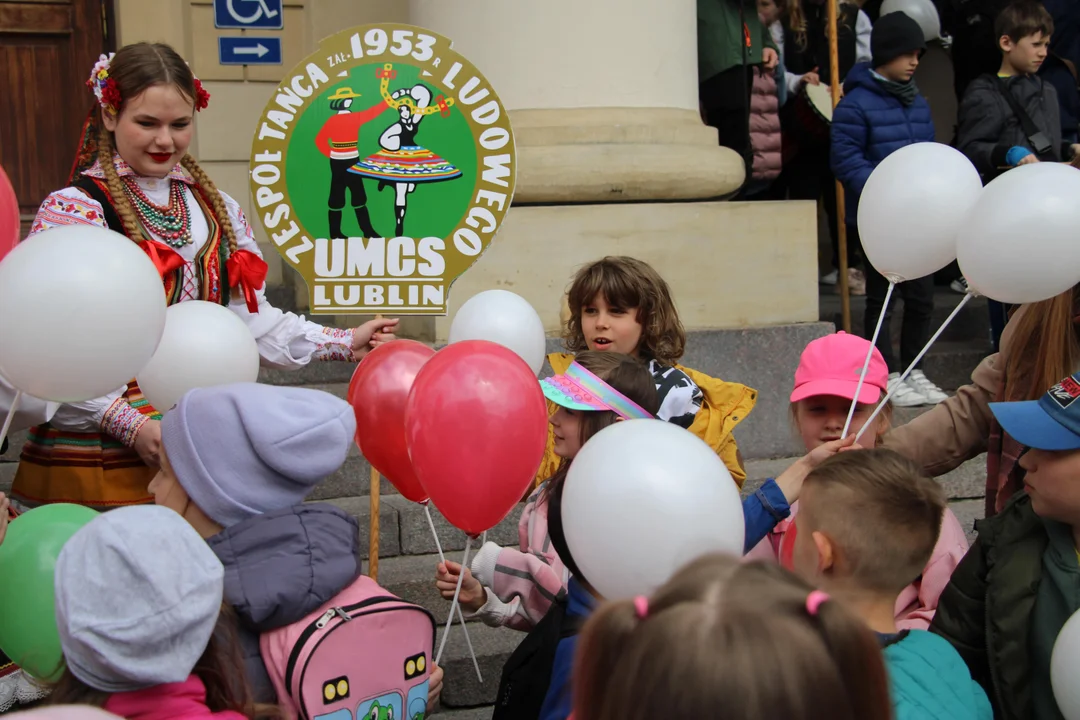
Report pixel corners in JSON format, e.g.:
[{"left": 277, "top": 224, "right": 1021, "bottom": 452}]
[
  {"left": 181, "top": 153, "right": 238, "bottom": 254},
  {"left": 96, "top": 127, "right": 143, "bottom": 239}
]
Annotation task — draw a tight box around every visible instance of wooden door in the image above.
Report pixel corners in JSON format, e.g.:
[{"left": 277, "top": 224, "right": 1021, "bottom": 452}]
[{"left": 0, "top": 0, "right": 113, "bottom": 237}]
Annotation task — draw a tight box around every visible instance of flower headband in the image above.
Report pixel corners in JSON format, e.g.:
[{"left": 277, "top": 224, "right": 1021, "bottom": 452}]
[{"left": 87, "top": 53, "right": 210, "bottom": 117}]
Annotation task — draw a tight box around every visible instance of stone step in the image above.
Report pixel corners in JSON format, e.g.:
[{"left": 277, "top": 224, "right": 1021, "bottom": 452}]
[
  {"left": 436, "top": 707, "right": 493, "bottom": 719},
  {"left": 434, "top": 621, "right": 521, "bottom": 708},
  {"left": 819, "top": 286, "right": 990, "bottom": 345},
  {"left": 318, "top": 495, "right": 525, "bottom": 561}
]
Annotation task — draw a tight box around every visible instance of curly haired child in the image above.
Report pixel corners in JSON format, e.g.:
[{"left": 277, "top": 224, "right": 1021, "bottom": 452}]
[{"left": 537, "top": 256, "right": 757, "bottom": 487}]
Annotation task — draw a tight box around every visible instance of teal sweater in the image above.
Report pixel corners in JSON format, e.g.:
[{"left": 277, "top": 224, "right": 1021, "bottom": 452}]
[{"left": 881, "top": 630, "right": 993, "bottom": 720}]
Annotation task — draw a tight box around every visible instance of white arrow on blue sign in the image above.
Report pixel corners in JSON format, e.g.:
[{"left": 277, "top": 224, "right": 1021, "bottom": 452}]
[
  {"left": 218, "top": 37, "right": 283, "bottom": 65},
  {"left": 214, "top": 0, "right": 283, "bottom": 29}
]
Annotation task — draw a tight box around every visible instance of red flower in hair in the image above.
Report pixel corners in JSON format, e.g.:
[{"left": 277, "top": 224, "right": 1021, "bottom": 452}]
[
  {"left": 100, "top": 79, "right": 122, "bottom": 114},
  {"left": 193, "top": 77, "right": 210, "bottom": 111}
]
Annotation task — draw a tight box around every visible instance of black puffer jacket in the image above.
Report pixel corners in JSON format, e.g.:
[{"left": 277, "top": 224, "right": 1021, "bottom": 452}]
[{"left": 956, "top": 73, "right": 1070, "bottom": 178}]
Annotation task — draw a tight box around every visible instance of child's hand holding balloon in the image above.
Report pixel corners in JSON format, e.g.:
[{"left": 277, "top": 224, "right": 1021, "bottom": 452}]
[
  {"left": 427, "top": 664, "right": 444, "bottom": 713},
  {"left": 435, "top": 560, "right": 487, "bottom": 613},
  {"left": 775, "top": 435, "right": 857, "bottom": 504}
]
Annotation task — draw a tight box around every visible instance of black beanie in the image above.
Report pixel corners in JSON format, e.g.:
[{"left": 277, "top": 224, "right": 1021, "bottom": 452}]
[{"left": 871, "top": 12, "right": 927, "bottom": 68}]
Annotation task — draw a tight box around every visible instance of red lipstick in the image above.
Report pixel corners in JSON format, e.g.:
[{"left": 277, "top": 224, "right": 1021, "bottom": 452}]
[{"left": 148, "top": 152, "right": 173, "bottom": 163}]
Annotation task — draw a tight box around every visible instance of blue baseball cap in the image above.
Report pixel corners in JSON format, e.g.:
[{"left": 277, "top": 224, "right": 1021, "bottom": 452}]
[{"left": 990, "top": 374, "right": 1080, "bottom": 451}]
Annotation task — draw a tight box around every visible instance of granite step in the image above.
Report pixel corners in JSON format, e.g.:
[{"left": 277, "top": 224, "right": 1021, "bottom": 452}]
[
  {"left": 434, "top": 621, "right": 522, "bottom": 708},
  {"left": 318, "top": 495, "right": 525, "bottom": 561},
  {"left": 436, "top": 707, "right": 493, "bottom": 719},
  {"left": 819, "top": 286, "right": 990, "bottom": 345}
]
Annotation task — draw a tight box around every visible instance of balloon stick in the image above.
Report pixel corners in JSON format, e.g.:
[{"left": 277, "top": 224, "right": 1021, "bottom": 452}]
[
  {"left": 856, "top": 292, "right": 974, "bottom": 442},
  {"left": 425, "top": 503, "right": 482, "bottom": 683},
  {"left": 436, "top": 536, "right": 473, "bottom": 667},
  {"left": 0, "top": 390, "right": 21, "bottom": 453},
  {"left": 843, "top": 281, "right": 895, "bottom": 437}
]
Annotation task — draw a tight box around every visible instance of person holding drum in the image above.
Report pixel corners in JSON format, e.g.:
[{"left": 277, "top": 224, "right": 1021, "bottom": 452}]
[
  {"left": 831, "top": 11, "right": 948, "bottom": 408},
  {"left": 774, "top": 0, "right": 864, "bottom": 291}
]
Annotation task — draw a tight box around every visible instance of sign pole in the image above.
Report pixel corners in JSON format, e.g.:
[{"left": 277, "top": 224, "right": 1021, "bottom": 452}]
[
  {"left": 827, "top": 0, "right": 851, "bottom": 332},
  {"left": 369, "top": 314, "right": 382, "bottom": 581}
]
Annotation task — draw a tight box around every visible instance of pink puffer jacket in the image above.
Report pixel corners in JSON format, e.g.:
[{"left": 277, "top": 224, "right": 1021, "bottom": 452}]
[{"left": 749, "top": 68, "right": 782, "bottom": 182}]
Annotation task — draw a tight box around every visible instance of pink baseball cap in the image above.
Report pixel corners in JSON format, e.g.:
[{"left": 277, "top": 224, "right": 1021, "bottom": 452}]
[{"left": 790, "top": 332, "right": 888, "bottom": 405}]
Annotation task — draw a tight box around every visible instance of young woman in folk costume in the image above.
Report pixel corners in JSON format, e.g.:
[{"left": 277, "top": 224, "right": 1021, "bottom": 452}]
[{"left": 10, "top": 43, "right": 398, "bottom": 513}]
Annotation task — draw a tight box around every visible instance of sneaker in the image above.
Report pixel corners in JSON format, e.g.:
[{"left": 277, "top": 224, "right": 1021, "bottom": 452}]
[
  {"left": 820, "top": 269, "right": 839, "bottom": 285},
  {"left": 887, "top": 372, "right": 928, "bottom": 407},
  {"left": 847, "top": 268, "right": 866, "bottom": 296},
  {"left": 950, "top": 277, "right": 969, "bottom": 294},
  {"left": 908, "top": 369, "right": 949, "bottom": 404}
]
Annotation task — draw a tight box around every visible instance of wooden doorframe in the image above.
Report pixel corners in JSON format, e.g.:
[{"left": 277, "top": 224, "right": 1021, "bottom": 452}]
[{"left": 0, "top": 0, "right": 115, "bottom": 235}]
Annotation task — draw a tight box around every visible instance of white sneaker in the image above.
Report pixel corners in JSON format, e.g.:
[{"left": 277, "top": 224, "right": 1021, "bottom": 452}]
[
  {"left": 887, "top": 372, "right": 928, "bottom": 407},
  {"left": 820, "top": 269, "right": 839, "bottom": 285},
  {"left": 950, "top": 277, "right": 969, "bottom": 294},
  {"left": 908, "top": 370, "right": 949, "bottom": 404}
]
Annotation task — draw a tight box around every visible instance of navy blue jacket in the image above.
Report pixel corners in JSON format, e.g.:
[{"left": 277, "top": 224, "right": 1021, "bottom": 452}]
[{"left": 831, "top": 62, "right": 936, "bottom": 226}]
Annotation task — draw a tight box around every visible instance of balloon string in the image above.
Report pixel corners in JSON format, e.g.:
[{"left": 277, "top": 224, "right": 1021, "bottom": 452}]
[
  {"left": 436, "top": 536, "right": 472, "bottom": 667},
  {"left": 843, "top": 282, "right": 895, "bottom": 437},
  {"left": 0, "top": 390, "right": 21, "bottom": 453},
  {"left": 425, "top": 504, "right": 482, "bottom": 683},
  {"left": 856, "top": 292, "right": 974, "bottom": 442}
]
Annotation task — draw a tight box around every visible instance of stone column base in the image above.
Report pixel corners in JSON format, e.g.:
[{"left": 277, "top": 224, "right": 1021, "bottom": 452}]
[{"left": 512, "top": 108, "right": 745, "bottom": 203}]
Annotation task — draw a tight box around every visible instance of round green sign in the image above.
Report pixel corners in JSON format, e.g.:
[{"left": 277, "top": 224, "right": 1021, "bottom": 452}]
[{"left": 248, "top": 24, "right": 517, "bottom": 315}]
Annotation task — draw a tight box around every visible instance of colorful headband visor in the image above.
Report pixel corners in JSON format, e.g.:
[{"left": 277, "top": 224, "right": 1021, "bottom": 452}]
[{"left": 541, "top": 361, "right": 653, "bottom": 420}]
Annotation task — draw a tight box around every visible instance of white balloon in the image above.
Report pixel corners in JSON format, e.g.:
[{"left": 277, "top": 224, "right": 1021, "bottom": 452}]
[
  {"left": 858, "top": 142, "right": 982, "bottom": 282},
  {"left": 137, "top": 301, "right": 260, "bottom": 412},
  {"left": 0, "top": 226, "right": 166, "bottom": 402},
  {"left": 880, "top": 0, "right": 941, "bottom": 41},
  {"left": 561, "top": 419, "right": 745, "bottom": 600},
  {"left": 448, "top": 289, "right": 546, "bottom": 375},
  {"left": 1052, "top": 609, "right": 1080, "bottom": 719},
  {"left": 958, "top": 163, "right": 1080, "bottom": 304}
]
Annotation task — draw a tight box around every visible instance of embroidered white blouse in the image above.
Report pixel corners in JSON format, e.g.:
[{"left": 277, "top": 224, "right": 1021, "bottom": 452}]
[{"left": 30, "top": 158, "right": 354, "bottom": 435}]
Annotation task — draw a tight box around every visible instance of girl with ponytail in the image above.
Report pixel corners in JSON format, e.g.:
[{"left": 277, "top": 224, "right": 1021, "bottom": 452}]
[
  {"left": 12, "top": 43, "right": 398, "bottom": 513},
  {"left": 573, "top": 554, "right": 894, "bottom": 720}
]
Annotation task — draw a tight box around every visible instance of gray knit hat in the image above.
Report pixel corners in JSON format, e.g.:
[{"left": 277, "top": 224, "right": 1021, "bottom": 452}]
[
  {"left": 54, "top": 506, "right": 224, "bottom": 693},
  {"left": 161, "top": 382, "right": 356, "bottom": 527}
]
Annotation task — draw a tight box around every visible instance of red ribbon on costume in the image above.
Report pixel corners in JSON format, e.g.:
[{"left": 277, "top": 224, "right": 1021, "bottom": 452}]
[
  {"left": 141, "top": 240, "right": 186, "bottom": 279},
  {"left": 227, "top": 249, "right": 268, "bottom": 314}
]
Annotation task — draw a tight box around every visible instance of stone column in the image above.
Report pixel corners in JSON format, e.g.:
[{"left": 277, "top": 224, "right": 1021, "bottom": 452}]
[{"left": 408, "top": 0, "right": 745, "bottom": 203}]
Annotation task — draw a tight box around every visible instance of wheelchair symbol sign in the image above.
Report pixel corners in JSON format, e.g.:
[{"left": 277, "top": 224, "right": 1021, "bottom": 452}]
[{"left": 214, "top": 0, "right": 283, "bottom": 29}]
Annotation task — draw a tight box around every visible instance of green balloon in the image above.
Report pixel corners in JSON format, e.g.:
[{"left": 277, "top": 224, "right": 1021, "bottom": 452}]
[{"left": 0, "top": 503, "right": 99, "bottom": 680}]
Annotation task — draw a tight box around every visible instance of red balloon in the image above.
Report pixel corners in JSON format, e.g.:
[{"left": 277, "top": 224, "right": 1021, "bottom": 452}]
[
  {"left": 349, "top": 340, "right": 435, "bottom": 502},
  {"left": 0, "top": 165, "right": 19, "bottom": 264},
  {"left": 405, "top": 340, "right": 548, "bottom": 537}
]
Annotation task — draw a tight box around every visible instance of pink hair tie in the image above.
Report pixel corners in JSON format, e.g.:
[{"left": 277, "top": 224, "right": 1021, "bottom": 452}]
[
  {"left": 633, "top": 595, "right": 649, "bottom": 619},
  {"left": 806, "top": 590, "right": 830, "bottom": 616}
]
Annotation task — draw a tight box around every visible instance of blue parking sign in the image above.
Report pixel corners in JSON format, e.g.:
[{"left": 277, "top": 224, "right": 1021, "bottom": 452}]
[{"left": 214, "top": 0, "right": 283, "bottom": 29}]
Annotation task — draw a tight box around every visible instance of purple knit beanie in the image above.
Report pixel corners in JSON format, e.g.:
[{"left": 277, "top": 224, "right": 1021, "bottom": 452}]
[{"left": 160, "top": 382, "right": 356, "bottom": 527}]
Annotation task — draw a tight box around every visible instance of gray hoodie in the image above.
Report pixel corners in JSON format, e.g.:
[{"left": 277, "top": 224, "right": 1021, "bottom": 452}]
[{"left": 206, "top": 503, "right": 361, "bottom": 703}]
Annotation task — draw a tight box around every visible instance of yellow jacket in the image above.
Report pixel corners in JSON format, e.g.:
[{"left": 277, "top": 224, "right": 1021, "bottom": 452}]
[{"left": 534, "top": 352, "right": 757, "bottom": 488}]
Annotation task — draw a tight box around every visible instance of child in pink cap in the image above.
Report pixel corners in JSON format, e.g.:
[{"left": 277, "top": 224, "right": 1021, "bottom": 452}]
[{"left": 747, "top": 332, "right": 970, "bottom": 630}]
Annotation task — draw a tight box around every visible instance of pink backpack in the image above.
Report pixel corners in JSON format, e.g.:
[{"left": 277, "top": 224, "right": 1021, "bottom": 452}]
[{"left": 260, "top": 574, "right": 436, "bottom": 720}]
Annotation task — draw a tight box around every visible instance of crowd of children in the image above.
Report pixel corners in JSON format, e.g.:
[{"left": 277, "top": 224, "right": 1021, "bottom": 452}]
[{"left": 1, "top": 3, "right": 1080, "bottom": 718}]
